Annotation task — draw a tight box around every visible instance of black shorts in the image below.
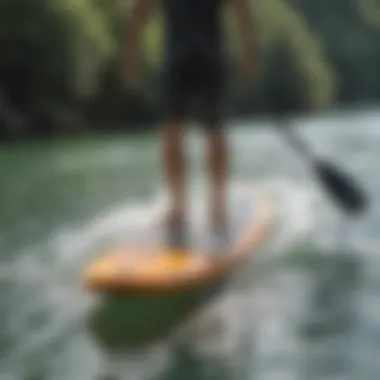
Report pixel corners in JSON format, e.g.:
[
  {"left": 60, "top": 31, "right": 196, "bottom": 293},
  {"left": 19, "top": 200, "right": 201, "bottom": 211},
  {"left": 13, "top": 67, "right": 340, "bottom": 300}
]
[{"left": 160, "top": 51, "right": 229, "bottom": 125}]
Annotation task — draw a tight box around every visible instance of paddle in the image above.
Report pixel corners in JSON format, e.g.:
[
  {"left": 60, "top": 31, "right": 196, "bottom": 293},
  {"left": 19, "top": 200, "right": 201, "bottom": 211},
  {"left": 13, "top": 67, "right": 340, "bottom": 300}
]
[{"left": 275, "top": 118, "right": 368, "bottom": 216}]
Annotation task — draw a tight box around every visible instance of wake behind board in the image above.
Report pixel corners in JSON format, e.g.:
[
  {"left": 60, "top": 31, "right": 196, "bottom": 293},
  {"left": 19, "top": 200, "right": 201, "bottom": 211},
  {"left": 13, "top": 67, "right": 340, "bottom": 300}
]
[{"left": 84, "top": 189, "right": 274, "bottom": 295}]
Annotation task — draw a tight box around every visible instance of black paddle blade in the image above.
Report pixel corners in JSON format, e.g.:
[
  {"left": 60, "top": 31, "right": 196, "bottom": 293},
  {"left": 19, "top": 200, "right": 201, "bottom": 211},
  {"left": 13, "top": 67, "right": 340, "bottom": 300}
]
[{"left": 314, "top": 160, "right": 368, "bottom": 215}]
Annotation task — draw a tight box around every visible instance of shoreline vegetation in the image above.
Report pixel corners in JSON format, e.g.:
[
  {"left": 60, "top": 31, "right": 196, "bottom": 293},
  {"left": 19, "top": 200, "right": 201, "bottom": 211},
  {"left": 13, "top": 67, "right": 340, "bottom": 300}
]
[{"left": 0, "top": 0, "right": 379, "bottom": 140}]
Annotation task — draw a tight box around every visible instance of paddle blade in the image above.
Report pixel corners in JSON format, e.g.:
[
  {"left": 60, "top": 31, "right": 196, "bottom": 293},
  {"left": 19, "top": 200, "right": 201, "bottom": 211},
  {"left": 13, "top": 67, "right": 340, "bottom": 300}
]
[{"left": 314, "top": 160, "right": 368, "bottom": 215}]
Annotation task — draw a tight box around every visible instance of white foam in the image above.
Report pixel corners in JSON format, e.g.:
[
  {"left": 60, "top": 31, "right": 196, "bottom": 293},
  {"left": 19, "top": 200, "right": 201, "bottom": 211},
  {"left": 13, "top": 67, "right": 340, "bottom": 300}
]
[{"left": 0, "top": 176, "right": 333, "bottom": 380}]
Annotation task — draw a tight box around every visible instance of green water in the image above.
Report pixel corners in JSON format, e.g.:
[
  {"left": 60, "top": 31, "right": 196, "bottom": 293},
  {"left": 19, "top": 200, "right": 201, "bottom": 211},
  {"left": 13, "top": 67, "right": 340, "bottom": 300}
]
[{"left": 0, "top": 108, "right": 379, "bottom": 380}]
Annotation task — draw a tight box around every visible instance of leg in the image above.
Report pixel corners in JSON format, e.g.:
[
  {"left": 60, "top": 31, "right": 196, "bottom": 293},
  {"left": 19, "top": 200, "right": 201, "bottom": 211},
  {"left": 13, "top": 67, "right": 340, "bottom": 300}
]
[
  {"left": 196, "top": 57, "right": 230, "bottom": 234},
  {"left": 162, "top": 119, "right": 187, "bottom": 224},
  {"left": 205, "top": 125, "right": 228, "bottom": 232},
  {"left": 159, "top": 57, "right": 192, "bottom": 249}
]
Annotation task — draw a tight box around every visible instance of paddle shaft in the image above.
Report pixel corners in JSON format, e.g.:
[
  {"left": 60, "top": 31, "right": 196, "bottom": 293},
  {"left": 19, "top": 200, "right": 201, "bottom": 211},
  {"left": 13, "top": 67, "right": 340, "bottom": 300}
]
[
  {"left": 274, "top": 119, "right": 315, "bottom": 163},
  {"left": 274, "top": 118, "right": 368, "bottom": 216}
]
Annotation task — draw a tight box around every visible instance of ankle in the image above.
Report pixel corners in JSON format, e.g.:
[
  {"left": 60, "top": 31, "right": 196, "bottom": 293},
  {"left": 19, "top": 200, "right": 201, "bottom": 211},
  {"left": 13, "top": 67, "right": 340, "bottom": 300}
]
[
  {"left": 167, "top": 205, "right": 186, "bottom": 223},
  {"left": 211, "top": 207, "right": 227, "bottom": 230}
]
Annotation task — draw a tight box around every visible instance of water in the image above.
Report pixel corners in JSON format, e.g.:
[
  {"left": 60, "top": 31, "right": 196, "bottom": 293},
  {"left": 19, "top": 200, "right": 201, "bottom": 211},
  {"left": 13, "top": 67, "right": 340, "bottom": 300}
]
[{"left": 0, "top": 108, "right": 379, "bottom": 380}]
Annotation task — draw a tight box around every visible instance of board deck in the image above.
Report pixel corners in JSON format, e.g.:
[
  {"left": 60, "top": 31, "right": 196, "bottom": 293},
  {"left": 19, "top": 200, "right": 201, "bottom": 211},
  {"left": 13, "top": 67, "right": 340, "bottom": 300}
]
[{"left": 84, "top": 189, "right": 274, "bottom": 295}]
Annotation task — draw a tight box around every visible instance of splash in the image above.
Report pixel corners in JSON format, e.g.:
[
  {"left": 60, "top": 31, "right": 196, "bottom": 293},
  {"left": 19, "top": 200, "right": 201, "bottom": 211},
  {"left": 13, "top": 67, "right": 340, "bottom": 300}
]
[{"left": 0, "top": 176, "right": 333, "bottom": 380}]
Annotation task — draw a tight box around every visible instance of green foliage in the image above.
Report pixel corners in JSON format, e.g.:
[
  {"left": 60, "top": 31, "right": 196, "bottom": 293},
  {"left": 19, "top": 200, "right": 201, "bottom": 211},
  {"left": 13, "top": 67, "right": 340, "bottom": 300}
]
[
  {"left": 0, "top": 0, "right": 379, "bottom": 136},
  {"left": 0, "top": 0, "right": 115, "bottom": 100},
  {"left": 52, "top": 0, "right": 116, "bottom": 98},
  {"left": 358, "top": 0, "right": 380, "bottom": 27},
  {"left": 256, "top": 0, "right": 336, "bottom": 110}
]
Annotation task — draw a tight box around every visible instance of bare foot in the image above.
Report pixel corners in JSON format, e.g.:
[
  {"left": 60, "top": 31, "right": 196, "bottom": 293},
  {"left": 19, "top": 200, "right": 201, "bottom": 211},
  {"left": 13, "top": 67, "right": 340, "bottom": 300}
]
[
  {"left": 210, "top": 206, "right": 231, "bottom": 254},
  {"left": 159, "top": 208, "right": 188, "bottom": 250},
  {"left": 210, "top": 205, "right": 228, "bottom": 234}
]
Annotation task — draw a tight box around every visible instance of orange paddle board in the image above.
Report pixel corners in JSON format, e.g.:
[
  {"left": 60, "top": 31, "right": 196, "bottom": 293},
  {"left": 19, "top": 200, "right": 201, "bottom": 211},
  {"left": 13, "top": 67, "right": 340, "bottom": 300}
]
[{"left": 84, "top": 190, "right": 275, "bottom": 295}]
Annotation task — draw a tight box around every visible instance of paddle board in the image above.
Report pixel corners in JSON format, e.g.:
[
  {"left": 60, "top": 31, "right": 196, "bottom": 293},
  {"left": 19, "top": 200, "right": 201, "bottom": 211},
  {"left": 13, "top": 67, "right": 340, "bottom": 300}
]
[{"left": 84, "top": 188, "right": 274, "bottom": 295}]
